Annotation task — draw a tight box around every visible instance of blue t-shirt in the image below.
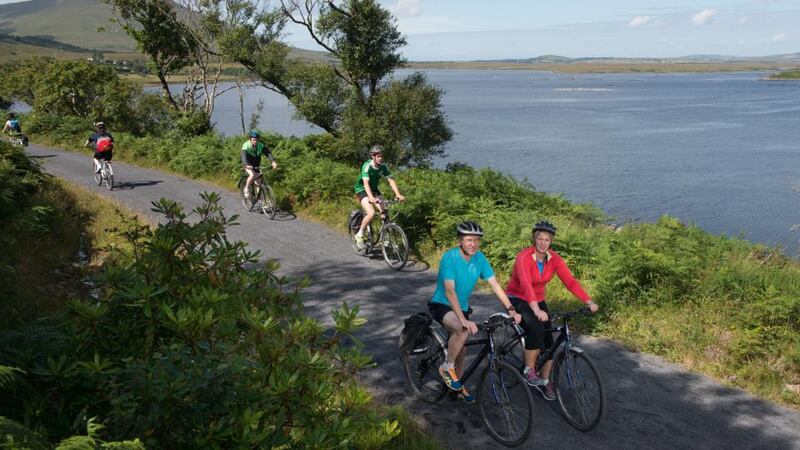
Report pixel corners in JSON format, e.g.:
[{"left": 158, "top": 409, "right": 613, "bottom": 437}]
[{"left": 431, "top": 247, "right": 495, "bottom": 312}]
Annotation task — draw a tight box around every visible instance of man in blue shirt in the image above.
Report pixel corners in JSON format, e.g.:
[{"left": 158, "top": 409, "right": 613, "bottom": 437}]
[{"left": 429, "top": 221, "right": 521, "bottom": 402}]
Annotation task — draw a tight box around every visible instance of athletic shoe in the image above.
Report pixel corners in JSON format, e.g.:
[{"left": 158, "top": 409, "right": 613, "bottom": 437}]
[
  {"left": 523, "top": 367, "right": 548, "bottom": 387},
  {"left": 355, "top": 233, "right": 366, "bottom": 249},
  {"left": 535, "top": 381, "right": 556, "bottom": 401},
  {"left": 459, "top": 387, "right": 475, "bottom": 404},
  {"left": 438, "top": 364, "right": 463, "bottom": 391}
]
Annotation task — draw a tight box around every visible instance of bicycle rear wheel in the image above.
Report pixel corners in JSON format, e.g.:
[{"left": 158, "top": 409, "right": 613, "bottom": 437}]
[
  {"left": 553, "top": 349, "right": 605, "bottom": 431},
  {"left": 380, "top": 223, "right": 409, "bottom": 270},
  {"left": 237, "top": 176, "right": 251, "bottom": 210},
  {"left": 260, "top": 184, "right": 277, "bottom": 219},
  {"left": 401, "top": 330, "right": 447, "bottom": 403},
  {"left": 477, "top": 360, "right": 534, "bottom": 447},
  {"left": 348, "top": 212, "right": 371, "bottom": 255}
]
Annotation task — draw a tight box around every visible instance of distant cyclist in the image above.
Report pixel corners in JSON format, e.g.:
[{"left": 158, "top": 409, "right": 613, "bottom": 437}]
[
  {"left": 353, "top": 145, "right": 405, "bottom": 249},
  {"left": 505, "top": 220, "right": 598, "bottom": 400},
  {"left": 240, "top": 130, "right": 277, "bottom": 200},
  {"left": 429, "top": 221, "right": 522, "bottom": 403},
  {"left": 84, "top": 121, "right": 114, "bottom": 173},
  {"left": 2, "top": 112, "right": 22, "bottom": 134}
]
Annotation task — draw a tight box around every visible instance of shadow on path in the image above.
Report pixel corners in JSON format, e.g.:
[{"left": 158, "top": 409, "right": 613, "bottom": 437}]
[{"left": 113, "top": 180, "right": 164, "bottom": 190}]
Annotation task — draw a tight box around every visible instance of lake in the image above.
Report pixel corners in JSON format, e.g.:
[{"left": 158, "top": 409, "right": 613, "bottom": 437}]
[{"left": 207, "top": 71, "right": 800, "bottom": 255}]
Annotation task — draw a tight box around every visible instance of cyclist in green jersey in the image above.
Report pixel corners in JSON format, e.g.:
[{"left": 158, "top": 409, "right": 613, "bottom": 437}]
[
  {"left": 241, "top": 130, "right": 277, "bottom": 200},
  {"left": 353, "top": 145, "right": 405, "bottom": 249}
]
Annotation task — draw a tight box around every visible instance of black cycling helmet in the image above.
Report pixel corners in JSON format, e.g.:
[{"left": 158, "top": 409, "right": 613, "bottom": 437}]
[
  {"left": 7, "top": 112, "right": 15, "bottom": 119},
  {"left": 456, "top": 220, "right": 484, "bottom": 237},
  {"left": 249, "top": 130, "right": 261, "bottom": 138},
  {"left": 532, "top": 220, "right": 557, "bottom": 236},
  {"left": 369, "top": 144, "right": 384, "bottom": 155}
]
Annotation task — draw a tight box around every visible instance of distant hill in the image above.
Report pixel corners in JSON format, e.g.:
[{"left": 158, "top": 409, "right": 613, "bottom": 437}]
[
  {"left": 0, "top": 0, "right": 136, "bottom": 52},
  {"left": 0, "top": 0, "right": 333, "bottom": 62}
]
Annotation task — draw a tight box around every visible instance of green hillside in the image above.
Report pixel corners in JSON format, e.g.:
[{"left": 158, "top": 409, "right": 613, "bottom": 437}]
[{"left": 0, "top": 0, "right": 135, "bottom": 52}]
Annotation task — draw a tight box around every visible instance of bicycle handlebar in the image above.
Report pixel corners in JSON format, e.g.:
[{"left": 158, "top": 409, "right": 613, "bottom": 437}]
[
  {"left": 476, "top": 314, "right": 517, "bottom": 332},
  {"left": 548, "top": 307, "right": 592, "bottom": 322}
]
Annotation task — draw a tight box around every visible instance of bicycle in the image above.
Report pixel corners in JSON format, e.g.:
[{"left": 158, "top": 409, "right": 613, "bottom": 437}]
[
  {"left": 348, "top": 199, "right": 409, "bottom": 270},
  {"left": 93, "top": 159, "right": 114, "bottom": 190},
  {"left": 237, "top": 168, "right": 277, "bottom": 219},
  {"left": 501, "top": 307, "right": 606, "bottom": 431},
  {"left": 4, "top": 133, "right": 27, "bottom": 147},
  {"left": 400, "top": 314, "right": 535, "bottom": 447}
]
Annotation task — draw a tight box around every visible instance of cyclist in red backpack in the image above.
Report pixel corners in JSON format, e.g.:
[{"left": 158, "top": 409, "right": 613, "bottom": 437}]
[{"left": 84, "top": 122, "right": 114, "bottom": 173}]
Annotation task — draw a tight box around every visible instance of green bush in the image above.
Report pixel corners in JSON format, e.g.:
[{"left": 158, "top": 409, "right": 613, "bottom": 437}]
[{"left": 1, "top": 192, "right": 400, "bottom": 448}]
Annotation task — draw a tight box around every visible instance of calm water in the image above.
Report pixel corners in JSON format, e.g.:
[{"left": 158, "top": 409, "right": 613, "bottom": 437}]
[{"left": 207, "top": 71, "right": 800, "bottom": 255}]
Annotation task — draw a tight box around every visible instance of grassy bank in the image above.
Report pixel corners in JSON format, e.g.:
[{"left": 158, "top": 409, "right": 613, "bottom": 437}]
[
  {"left": 23, "top": 113, "right": 800, "bottom": 409},
  {"left": 768, "top": 70, "right": 800, "bottom": 80}
]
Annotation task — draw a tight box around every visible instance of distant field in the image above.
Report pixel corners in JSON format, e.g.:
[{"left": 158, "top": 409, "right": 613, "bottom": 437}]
[
  {"left": 768, "top": 70, "right": 800, "bottom": 80},
  {"left": 407, "top": 61, "right": 800, "bottom": 73},
  {"left": 0, "top": 42, "right": 88, "bottom": 62}
]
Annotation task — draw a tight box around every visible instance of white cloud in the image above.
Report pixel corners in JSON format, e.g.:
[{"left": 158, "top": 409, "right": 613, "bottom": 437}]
[
  {"left": 690, "top": 9, "right": 718, "bottom": 26},
  {"left": 772, "top": 32, "right": 788, "bottom": 42},
  {"left": 395, "top": 0, "right": 422, "bottom": 17},
  {"left": 737, "top": 16, "right": 749, "bottom": 25},
  {"left": 628, "top": 16, "right": 653, "bottom": 28}
]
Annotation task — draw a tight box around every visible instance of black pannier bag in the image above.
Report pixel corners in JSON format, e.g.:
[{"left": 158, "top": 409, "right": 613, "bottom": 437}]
[{"left": 400, "top": 311, "right": 433, "bottom": 353}]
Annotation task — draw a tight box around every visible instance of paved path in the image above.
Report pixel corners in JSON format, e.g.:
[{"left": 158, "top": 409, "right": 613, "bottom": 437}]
[{"left": 27, "top": 144, "right": 800, "bottom": 450}]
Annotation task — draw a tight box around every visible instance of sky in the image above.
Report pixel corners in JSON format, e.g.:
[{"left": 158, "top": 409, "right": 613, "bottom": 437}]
[
  {"left": 1, "top": 0, "right": 798, "bottom": 60},
  {"left": 286, "top": 0, "right": 800, "bottom": 60}
]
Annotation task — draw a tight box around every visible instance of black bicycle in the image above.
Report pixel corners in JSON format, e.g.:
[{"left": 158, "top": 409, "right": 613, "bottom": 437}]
[
  {"left": 501, "top": 307, "right": 606, "bottom": 431},
  {"left": 400, "top": 314, "right": 535, "bottom": 447},
  {"left": 348, "top": 199, "right": 409, "bottom": 270},
  {"left": 237, "top": 168, "right": 277, "bottom": 219}
]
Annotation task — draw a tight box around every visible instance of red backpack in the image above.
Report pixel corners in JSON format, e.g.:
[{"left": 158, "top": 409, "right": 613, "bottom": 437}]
[{"left": 96, "top": 136, "right": 113, "bottom": 152}]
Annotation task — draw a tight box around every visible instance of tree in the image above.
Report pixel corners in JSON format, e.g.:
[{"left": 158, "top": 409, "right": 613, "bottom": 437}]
[
  {"left": 214, "top": 0, "right": 452, "bottom": 166},
  {"left": 103, "top": 0, "right": 237, "bottom": 128},
  {"left": 0, "top": 58, "right": 137, "bottom": 125}
]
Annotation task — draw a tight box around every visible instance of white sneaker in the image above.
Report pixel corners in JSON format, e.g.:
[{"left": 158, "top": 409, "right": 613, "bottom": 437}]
[{"left": 355, "top": 232, "right": 366, "bottom": 249}]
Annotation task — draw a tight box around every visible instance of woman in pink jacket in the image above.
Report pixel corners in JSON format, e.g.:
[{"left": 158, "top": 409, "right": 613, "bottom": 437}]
[{"left": 505, "top": 220, "right": 599, "bottom": 400}]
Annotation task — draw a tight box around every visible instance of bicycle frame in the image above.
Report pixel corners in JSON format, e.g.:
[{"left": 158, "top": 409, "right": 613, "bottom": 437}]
[
  {"left": 444, "top": 322, "right": 508, "bottom": 387},
  {"left": 365, "top": 200, "right": 400, "bottom": 245},
  {"left": 496, "top": 309, "right": 586, "bottom": 370}
]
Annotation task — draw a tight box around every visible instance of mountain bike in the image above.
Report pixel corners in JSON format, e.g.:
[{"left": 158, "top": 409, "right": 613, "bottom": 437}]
[
  {"left": 93, "top": 159, "right": 114, "bottom": 190},
  {"left": 4, "top": 132, "right": 27, "bottom": 147},
  {"left": 237, "top": 168, "right": 277, "bottom": 219},
  {"left": 501, "top": 307, "right": 606, "bottom": 431},
  {"left": 400, "top": 314, "right": 535, "bottom": 447},
  {"left": 348, "top": 199, "right": 409, "bottom": 270}
]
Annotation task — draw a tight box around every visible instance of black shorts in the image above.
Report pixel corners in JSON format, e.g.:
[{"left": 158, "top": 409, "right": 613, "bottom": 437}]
[
  {"left": 94, "top": 151, "right": 112, "bottom": 161},
  {"left": 241, "top": 151, "right": 261, "bottom": 168},
  {"left": 428, "top": 302, "right": 472, "bottom": 324},
  {"left": 356, "top": 190, "right": 381, "bottom": 201}
]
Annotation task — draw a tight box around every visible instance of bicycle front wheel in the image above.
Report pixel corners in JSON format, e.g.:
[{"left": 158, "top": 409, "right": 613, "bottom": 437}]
[
  {"left": 260, "top": 184, "right": 277, "bottom": 219},
  {"left": 381, "top": 223, "right": 409, "bottom": 270},
  {"left": 104, "top": 165, "right": 114, "bottom": 190},
  {"left": 401, "top": 330, "right": 447, "bottom": 404},
  {"left": 553, "top": 349, "right": 605, "bottom": 431},
  {"left": 477, "top": 360, "right": 534, "bottom": 447}
]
